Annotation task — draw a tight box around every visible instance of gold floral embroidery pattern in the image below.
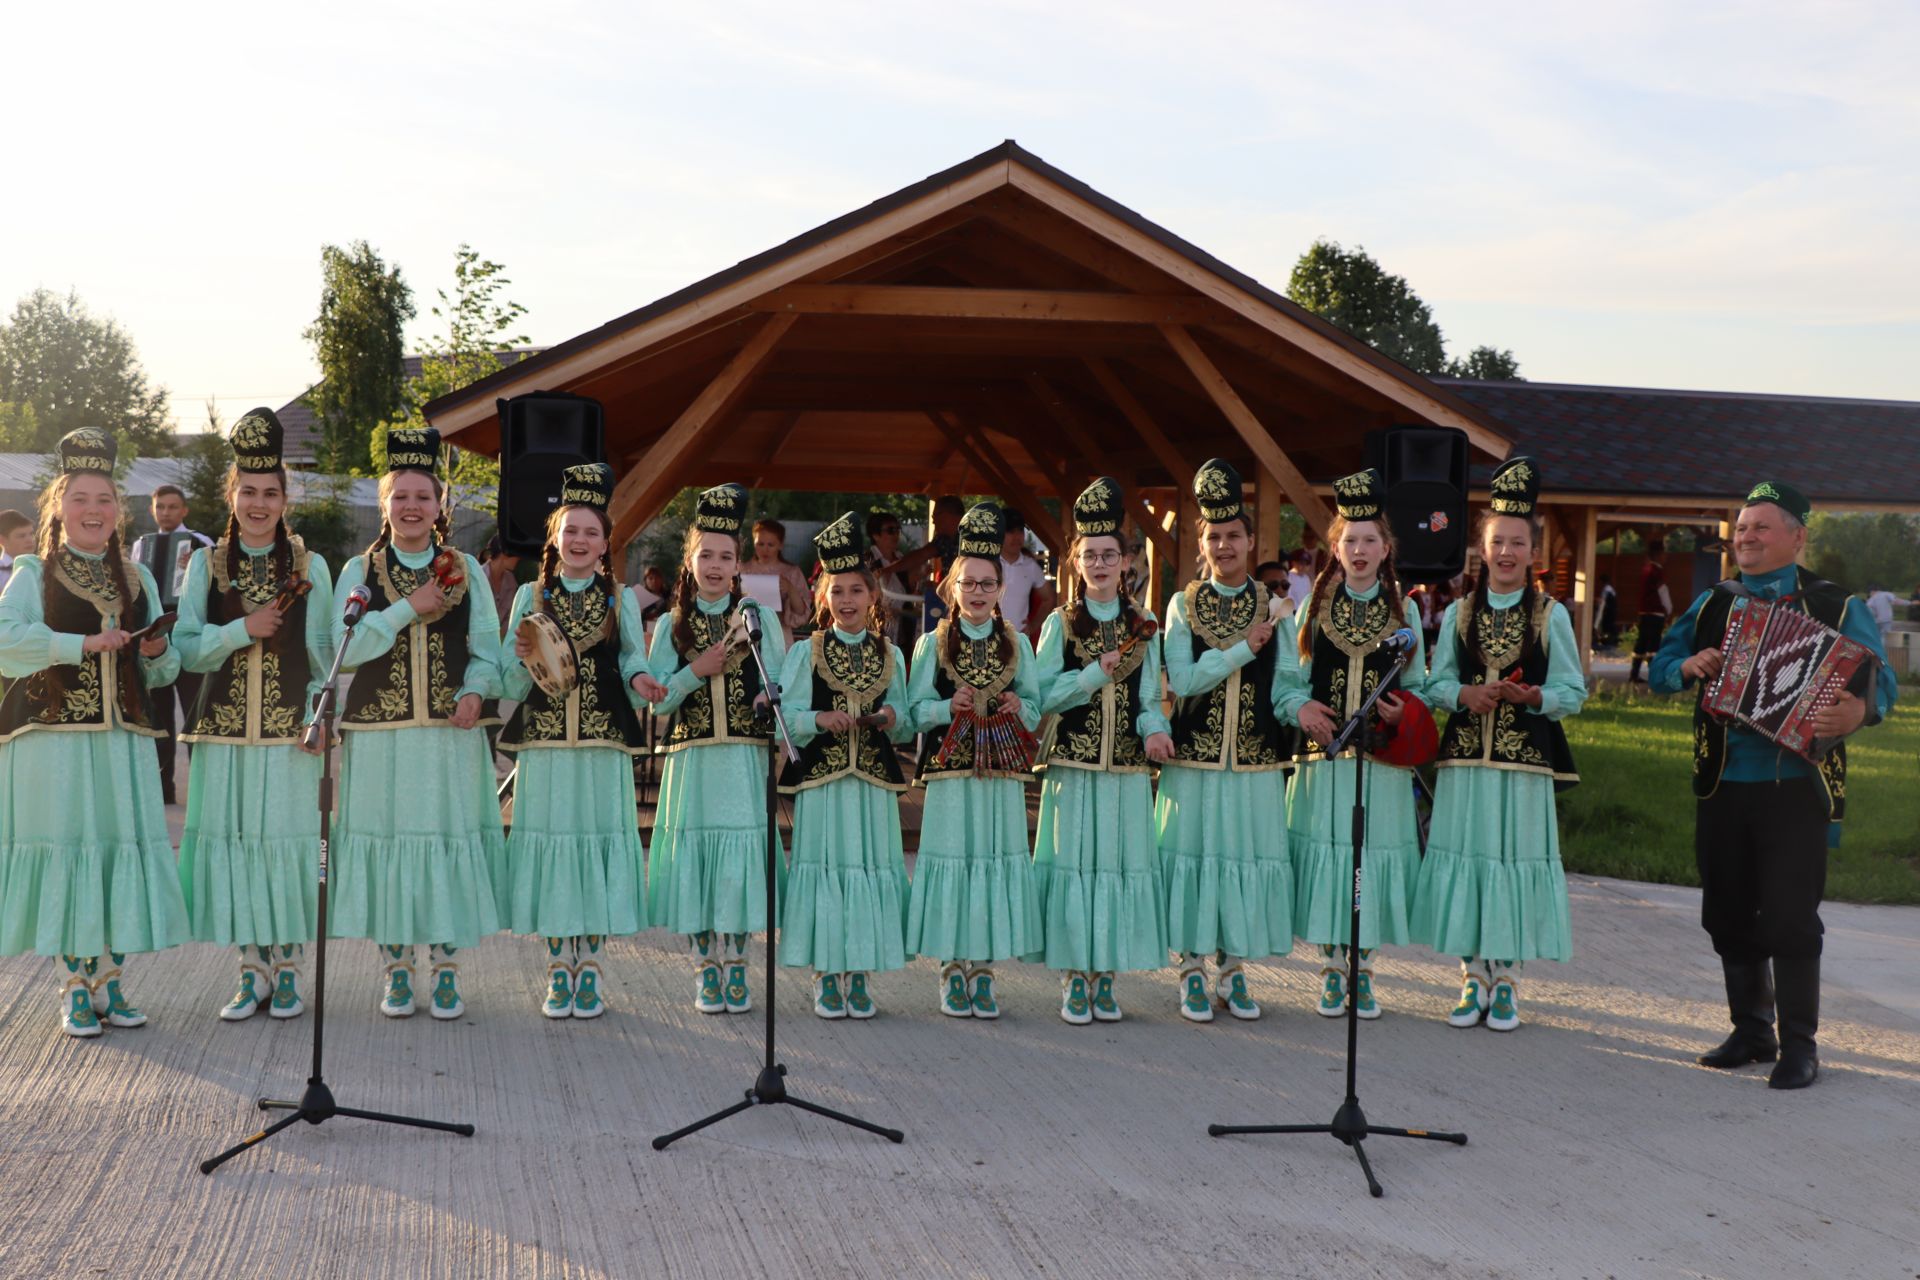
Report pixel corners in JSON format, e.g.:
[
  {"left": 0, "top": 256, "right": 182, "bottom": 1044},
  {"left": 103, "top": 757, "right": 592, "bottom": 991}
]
[
  {"left": 52, "top": 551, "right": 122, "bottom": 613},
  {"left": 934, "top": 619, "right": 1016, "bottom": 701},
  {"left": 427, "top": 631, "right": 456, "bottom": 716},
  {"left": 258, "top": 652, "right": 300, "bottom": 738},
  {"left": 1323, "top": 591, "right": 1393, "bottom": 656},
  {"left": 348, "top": 628, "right": 415, "bottom": 723},
  {"left": 31, "top": 659, "right": 104, "bottom": 724}
]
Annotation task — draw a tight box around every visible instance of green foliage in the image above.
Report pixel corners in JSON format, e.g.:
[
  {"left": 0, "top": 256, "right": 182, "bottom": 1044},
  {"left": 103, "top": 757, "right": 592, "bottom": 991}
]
[
  {"left": 0, "top": 400, "right": 39, "bottom": 450},
  {"left": 0, "top": 288, "right": 171, "bottom": 451},
  {"left": 177, "top": 399, "right": 235, "bottom": 530},
  {"left": 633, "top": 487, "right": 934, "bottom": 578},
  {"left": 1446, "top": 345, "right": 1524, "bottom": 381},
  {"left": 1807, "top": 512, "right": 1920, "bottom": 594},
  {"left": 377, "top": 244, "right": 532, "bottom": 516},
  {"left": 1557, "top": 682, "right": 1918, "bottom": 904},
  {"left": 1287, "top": 240, "right": 1523, "bottom": 380},
  {"left": 1287, "top": 240, "right": 1448, "bottom": 375},
  {"left": 304, "top": 241, "right": 415, "bottom": 475},
  {"left": 291, "top": 477, "right": 359, "bottom": 568}
]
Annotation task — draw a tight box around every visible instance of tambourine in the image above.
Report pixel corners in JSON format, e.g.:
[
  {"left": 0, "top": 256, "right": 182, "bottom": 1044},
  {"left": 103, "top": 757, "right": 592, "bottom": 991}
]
[{"left": 517, "top": 612, "right": 579, "bottom": 698}]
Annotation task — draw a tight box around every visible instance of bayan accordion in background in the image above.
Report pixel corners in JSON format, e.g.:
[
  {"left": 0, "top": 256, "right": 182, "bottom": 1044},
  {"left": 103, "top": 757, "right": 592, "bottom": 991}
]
[
  {"left": 1704, "top": 596, "right": 1872, "bottom": 760},
  {"left": 136, "top": 529, "right": 198, "bottom": 610}
]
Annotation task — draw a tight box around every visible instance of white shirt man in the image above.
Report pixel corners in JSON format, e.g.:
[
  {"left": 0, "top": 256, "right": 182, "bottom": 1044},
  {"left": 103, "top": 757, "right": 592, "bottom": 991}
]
[
  {"left": 1866, "top": 587, "right": 1898, "bottom": 635},
  {"left": 997, "top": 546, "right": 1051, "bottom": 635},
  {"left": 130, "top": 486, "right": 214, "bottom": 609}
]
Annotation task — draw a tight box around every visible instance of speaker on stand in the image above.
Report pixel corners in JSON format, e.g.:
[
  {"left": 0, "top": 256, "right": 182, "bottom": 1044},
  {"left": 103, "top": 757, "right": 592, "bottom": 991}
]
[
  {"left": 497, "top": 392, "right": 607, "bottom": 557},
  {"left": 1366, "top": 425, "right": 1469, "bottom": 586}
]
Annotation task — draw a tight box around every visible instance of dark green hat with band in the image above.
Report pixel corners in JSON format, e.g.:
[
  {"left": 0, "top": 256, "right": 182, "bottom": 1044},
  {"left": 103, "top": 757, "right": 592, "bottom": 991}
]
[
  {"left": 386, "top": 426, "right": 441, "bottom": 475},
  {"left": 1194, "top": 457, "right": 1244, "bottom": 523},
  {"left": 693, "top": 483, "right": 747, "bottom": 535},
  {"left": 1072, "top": 477, "right": 1125, "bottom": 539},
  {"left": 814, "top": 511, "right": 865, "bottom": 574},
  {"left": 956, "top": 501, "right": 1005, "bottom": 560},
  {"left": 1331, "top": 468, "right": 1384, "bottom": 521},
  {"left": 1742, "top": 480, "right": 1811, "bottom": 525},
  {"left": 56, "top": 427, "right": 117, "bottom": 475},
  {"left": 558, "top": 462, "right": 614, "bottom": 513},
  {"left": 1488, "top": 456, "right": 1541, "bottom": 517},
  {"left": 230, "top": 408, "right": 285, "bottom": 474}
]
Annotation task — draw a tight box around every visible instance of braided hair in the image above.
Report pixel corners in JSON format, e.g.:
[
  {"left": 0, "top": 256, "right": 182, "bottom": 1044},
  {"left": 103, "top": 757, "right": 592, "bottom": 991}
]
[
  {"left": 938, "top": 555, "right": 1015, "bottom": 669},
  {"left": 1296, "top": 515, "right": 1406, "bottom": 661},
  {"left": 540, "top": 505, "right": 623, "bottom": 645},
  {"left": 221, "top": 464, "right": 296, "bottom": 588},
  {"left": 1062, "top": 533, "right": 1143, "bottom": 644},
  {"left": 1464, "top": 511, "right": 1543, "bottom": 665},
  {"left": 670, "top": 525, "right": 744, "bottom": 658},
  {"left": 366, "top": 470, "right": 451, "bottom": 563}
]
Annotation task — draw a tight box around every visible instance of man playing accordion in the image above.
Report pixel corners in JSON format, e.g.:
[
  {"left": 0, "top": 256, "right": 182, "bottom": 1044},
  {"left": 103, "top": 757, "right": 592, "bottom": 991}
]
[{"left": 1651, "top": 480, "right": 1897, "bottom": 1090}]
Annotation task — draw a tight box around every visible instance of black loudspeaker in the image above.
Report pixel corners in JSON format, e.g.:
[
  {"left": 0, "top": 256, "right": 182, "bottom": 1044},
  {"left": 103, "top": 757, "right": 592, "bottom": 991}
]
[
  {"left": 496, "top": 392, "right": 606, "bottom": 556},
  {"left": 1366, "top": 425, "right": 1468, "bottom": 584}
]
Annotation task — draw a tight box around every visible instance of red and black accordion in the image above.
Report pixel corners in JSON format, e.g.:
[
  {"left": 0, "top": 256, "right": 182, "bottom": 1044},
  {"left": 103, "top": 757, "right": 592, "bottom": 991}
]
[{"left": 1703, "top": 596, "right": 1871, "bottom": 760}]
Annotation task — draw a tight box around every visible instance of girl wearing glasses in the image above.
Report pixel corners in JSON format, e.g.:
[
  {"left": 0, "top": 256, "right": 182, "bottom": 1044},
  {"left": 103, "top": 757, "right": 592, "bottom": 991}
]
[
  {"left": 1276, "top": 469, "right": 1427, "bottom": 1019},
  {"left": 1031, "top": 479, "right": 1172, "bottom": 1025},
  {"left": 1156, "top": 460, "right": 1297, "bottom": 1024},
  {"left": 777, "top": 513, "right": 913, "bottom": 1020},
  {"left": 903, "top": 503, "right": 1043, "bottom": 1019}
]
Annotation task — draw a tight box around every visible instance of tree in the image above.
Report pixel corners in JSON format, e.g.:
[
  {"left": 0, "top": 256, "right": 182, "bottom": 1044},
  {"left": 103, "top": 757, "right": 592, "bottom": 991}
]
[
  {"left": 0, "top": 400, "right": 39, "bottom": 451},
  {"left": 1287, "top": 240, "right": 1448, "bottom": 375},
  {"left": 303, "top": 241, "right": 415, "bottom": 475},
  {"left": 0, "top": 288, "right": 171, "bottom": 451},
  {"left": 178, "top": 398, "right": 236, "bottom": 533},
  {"left": 1287, "top": 240, "right": 1523, "bottom": 380},
  {"left": 375, "top": 244, "right": 532, "bottom": 516},
  {"left": 1807, "top": 512, "right": 1920, "bottom": 595},
  {"left": 1447, "top": 345, "right": 1524, "bottom": 381}
]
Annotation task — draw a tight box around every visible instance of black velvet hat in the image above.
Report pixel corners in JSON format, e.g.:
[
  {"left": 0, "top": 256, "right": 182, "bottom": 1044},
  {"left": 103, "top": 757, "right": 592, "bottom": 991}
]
[
  {"left": 1194, "top": 458, "right": 1244, "bottom": 523},
  {"left": 1072, "top": 477, "right": 1125, "bottom": 539},
  {"left": 56, "top": 427, "right": 116, "bottom": 476},
  {"left": 230, "top": 408, "right": 284, "bottom": 474},
  {"left": 814, "top": 511, "right": 866, "bottom": 574},
  {"left": 1488, "top": 456, "right": 1540, "bottom": 517},
  {"left": 1331, "top": 468, "right": 1384, "bottom": 522}
]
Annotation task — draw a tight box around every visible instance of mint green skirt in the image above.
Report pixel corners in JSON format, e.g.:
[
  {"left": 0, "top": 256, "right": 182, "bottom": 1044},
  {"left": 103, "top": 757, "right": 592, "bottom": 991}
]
[
  {"left": 905, "top": 775, "right": 1042, "bottom": 964},
  {"left": 0, "top": 727, "right": 190, "bottom": 957},
  {"left": 1411, "top": 765, "right": 1572, "bottom": 963},
  {"left": 329, "top": 726, "right": 504, "bottom": 947},
  {"left": 1155, "top": 764, "right": 1293, "bottom": 960},
  {"left": 1287, "top": 755, "right": 1422, "bottom": 949},
  {"left": 502, "top": 745, "right": 647, "bottom": 938},
  {"left": 647, "top": 742, "right": 785, "bottom": 936},
  {"left": 777, "top": 776, "right": 907, "bottom": 973},
  {"left": 178, "top": 741, "right": 321, "bottom": 947},
  {"left": 1031, "top": 768, "right": 1167, "bottom": 973}
]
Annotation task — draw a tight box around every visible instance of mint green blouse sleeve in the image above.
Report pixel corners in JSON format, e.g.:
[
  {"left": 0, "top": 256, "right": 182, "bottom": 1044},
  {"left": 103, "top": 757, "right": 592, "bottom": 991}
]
[
  {"left": 1161, "top": 590, "right": 1254, "bottom": 698},
  {"left": 173, "top": 547, "right": 246, "bottom": 673},
  {"left": 301, "top": 553, "right": 335, "bottom": 706},
  {"left": 0, "top": 559, "right": 85, "bottom": 674},
  {"left": 1425, "top": 601, "right": 1465, "bottom": 712},
  {"left": 1011, "top": 634, "right": 1043, "bottom": 732},
  {"left": 617, "top": 587, "right": 649, "bottom": 695},
  {"left": 498, "top": 583, "right": 536, "bottom": 703},
  {"left": 778, "top": 635, "right": 819, "bottom": 744},
  {"left": 334, "top": 554, "right": 415, "bottom": 669},
  {"left": 1267, "top": 614, "right": 1302, "bottom": 719},
  {"left": 456, "top": 555, "right": 503, "bottom": 701},
  {"left": 882, "top": 644, "right": 914, "bottom": 744},
  {"left": 133, "top": 563, "right": 180, "bottom": 688},
  {"left": 1531, "top": 601, "right": 1589, "bottom": 721},
  {"left": 1034, "top": 611, "right": 1092, "bottom": 716},
  {"left": 1134, "top": 610, "right": 1170, "bottom": 739},
  {"left": 1394, "top": 597, "right": 1427, "bottom": 704},
  {"left": 647, "top": 611, "right": 698, "bottom": 715},
  {"left": 905, "top": 630, "right": 948, "bottom": 733}
]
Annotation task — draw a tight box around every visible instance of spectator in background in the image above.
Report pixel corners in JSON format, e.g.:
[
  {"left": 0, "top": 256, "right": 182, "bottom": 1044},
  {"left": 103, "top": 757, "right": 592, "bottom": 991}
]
[
  {"left": 0, "top": 508, "right": 33, "bottom": 597},
  {"left": 1865, "top": 583, "right": 1898, "bottom": 641},
  {"left": 743, "top": 517, "right": 812, "bottom": 643},
  {"left": 1286, "top": 548, "right": 1314, "bottom": 609},
  {"left": 1597, "top": 574, "right": 1620, "bottom": 650},
  {"left": 1255, "top": 559, "right": 1288, "bottom": 598},
  {"left": 131, "top": 484, "right": 214, "bottom": 805},
  {"left": 865, "top": 510, "right": 922, "bottom": 648},
  {"left": 481, "top": 535, "right": 521, "bottom": 635},
  {"left": 1628, "top": 537, "right": 1672, "bottom": 685},
  {"left": 996, "top": 509, "right": 1053, "bottom": 644}
]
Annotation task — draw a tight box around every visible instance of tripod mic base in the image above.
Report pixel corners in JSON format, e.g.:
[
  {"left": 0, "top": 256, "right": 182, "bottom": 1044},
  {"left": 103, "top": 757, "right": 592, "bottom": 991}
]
[
  {"left": 1209, "top": 1101, "right": 1467, "bottom": 1198},
  {"left": 653, "top": 1060, "right": 904, "bottom": 1150}
]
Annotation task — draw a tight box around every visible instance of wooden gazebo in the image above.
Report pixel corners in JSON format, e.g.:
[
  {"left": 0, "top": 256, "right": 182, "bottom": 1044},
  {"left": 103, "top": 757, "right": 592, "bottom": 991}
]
[{"left": 426, "top": 141, "right": 1510, "bottom": 612}]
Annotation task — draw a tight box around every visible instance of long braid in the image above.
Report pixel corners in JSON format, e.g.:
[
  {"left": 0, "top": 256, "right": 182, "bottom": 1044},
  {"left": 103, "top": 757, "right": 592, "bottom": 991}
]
[
  {"left": 223, "top": 511, "right": 243, "bottom": 584},
  {"left": 273, "top": 517, "right": 294, "bottom": 584},
  {"left": 670, "top": 566, "right": 699, "bottom": 657},
  {"left": 105, "top": 527, "right": 147, "bottom": 722},
  {"left": 538, "top": 543, "right": 560, "bottom": 615},
  {"left": 1296, "top": 557, "right": 1346, "bottom": 661}
]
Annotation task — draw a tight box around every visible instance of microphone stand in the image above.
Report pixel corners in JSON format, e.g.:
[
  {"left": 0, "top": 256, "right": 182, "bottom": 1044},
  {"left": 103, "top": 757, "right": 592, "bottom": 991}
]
[
  {"left": 654, "top": 603, "right": 905, "bottom": 1148},
  {"left": 200, "top": 601, "right": 476, "bottom": 1174},
  {"left": 1207, "top": 638, "right": 1464, "bottom": 1197}
]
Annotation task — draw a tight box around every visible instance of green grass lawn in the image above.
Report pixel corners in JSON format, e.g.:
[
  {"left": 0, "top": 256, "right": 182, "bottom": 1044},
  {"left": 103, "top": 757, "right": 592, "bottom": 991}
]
[{"left": 1556, "top": 682, "right": 1920, "bottom": 904}]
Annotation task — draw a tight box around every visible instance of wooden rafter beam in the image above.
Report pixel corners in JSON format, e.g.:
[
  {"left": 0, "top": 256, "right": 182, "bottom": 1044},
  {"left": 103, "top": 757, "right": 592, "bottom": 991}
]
[
  {"left": 609, "top": 312, "right": 797, "bottom": 547},
  {"left": 1157, "top": 325, "right": 1334, "bottom": 536},
  {"left": 924, "top": 410, "right": 1067, "bottom": 556},
  {"left": 753, "top": 284, "right": 1216, "bottom": 325},
  {"left": 751, "top": 412, "right": 806, "bottom": 488},
  {"left": 1081, "top": 357, "right": 1195, "bottom": 490},
  {"left": 1021, "top": 374, "right": 1176, "bottom": 568}
]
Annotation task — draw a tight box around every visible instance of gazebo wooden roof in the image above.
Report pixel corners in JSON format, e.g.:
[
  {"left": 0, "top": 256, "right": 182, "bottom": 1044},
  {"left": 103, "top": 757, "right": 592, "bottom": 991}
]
[{"left": 427, "top": 140, "right": 1510, "bottom": 583}]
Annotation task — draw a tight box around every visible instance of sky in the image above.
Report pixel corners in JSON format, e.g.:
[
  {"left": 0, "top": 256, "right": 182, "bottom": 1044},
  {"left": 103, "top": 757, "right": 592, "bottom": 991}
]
[{"left": 6, "top": 1, "right": 1919, "bottom": 435}]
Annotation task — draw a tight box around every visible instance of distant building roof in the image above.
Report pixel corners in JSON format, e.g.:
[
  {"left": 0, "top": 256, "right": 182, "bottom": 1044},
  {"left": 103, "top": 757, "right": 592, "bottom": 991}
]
[
  {"left": 1441, "top": 379, "right": 1920, "bottom": 508},
  {"left": 276, "top": 348, "right": 545, "bottom": 464}
]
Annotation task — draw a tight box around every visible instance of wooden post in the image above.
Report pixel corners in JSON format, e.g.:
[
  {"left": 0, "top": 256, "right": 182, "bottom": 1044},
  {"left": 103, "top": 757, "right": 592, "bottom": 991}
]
[
  {"left": 1576, "top": 504, "right": 1598, "bottom": 677},
  {"left": 1157, "top": 324, "right": 1335, "bottom": 535},
  {"left": 1255, "top": 466, "right": 1283, "bottom": 565},
  {"left": 608, "top": 312, "right": 796, "bottom": 548}
]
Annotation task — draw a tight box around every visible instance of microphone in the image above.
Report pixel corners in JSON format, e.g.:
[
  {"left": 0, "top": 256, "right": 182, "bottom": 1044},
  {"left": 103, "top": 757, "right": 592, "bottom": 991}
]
[
  {"left": 743, "top": 598, "right": 763, "bottom": 641},
  {"left": 340, "top": 585, "right": 374, "bottom": 627},
  {"left": 1381, "top": 627, "right": 1419, "bottom": 656}
]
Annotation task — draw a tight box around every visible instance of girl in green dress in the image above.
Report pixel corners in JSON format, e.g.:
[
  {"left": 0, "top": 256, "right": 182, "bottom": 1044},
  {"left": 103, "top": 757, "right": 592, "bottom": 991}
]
[
  {"left": 175, "top": 408, "right": 334, "bottom": 1021},
  {"left": 777, "top": 512, "right": 912, "bottom": 1020},
  {"left": 500, "top": 464, "right": 666, "bottom": 1019},
  {"left": 904, "top": 502, "right": 1044, "bottom": 1019},
  {"left": 0, "top": 428, "right": 190, "bottom": 1038},
  {"left": 1156, "top": 459, "right": 1296, "bottom": 1024},
  {"left": 1277, "top": 469, "right": 1428, "bottom": 1020},
  {"left": 1031, "top": 478, "right": 1172, "bottom": 1025},
  {"left": 330, "top": 427, "right": 504, "bottom": 1021},
  {"left": 646, "top": 483, "right": 785, "bottom": 1015},
  {"left": 1412, "top": 458, "right": 1584, "bottom": 1032}
]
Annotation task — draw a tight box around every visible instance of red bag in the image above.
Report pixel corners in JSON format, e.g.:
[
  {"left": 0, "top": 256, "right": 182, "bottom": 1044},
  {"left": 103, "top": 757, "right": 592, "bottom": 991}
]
[{"left": 1370, "top": 693, "right": 1438, "bottom": 768}]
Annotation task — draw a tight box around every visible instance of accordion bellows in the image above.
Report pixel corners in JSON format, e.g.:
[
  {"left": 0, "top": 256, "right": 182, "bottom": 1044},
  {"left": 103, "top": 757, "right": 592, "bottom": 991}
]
[{"left": 1704, "top": 597, "right": 1871, "bottom": 760}]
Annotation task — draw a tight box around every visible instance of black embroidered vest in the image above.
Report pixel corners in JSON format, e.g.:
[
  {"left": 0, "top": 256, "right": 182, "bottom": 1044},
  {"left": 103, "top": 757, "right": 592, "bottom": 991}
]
[
  {"left": 1042, "top": 603, "right": 1151, "bottom": 775},
  {"left": 183, "top": 539, "right": 316, "bottom": 745},
  {"left": 341, "top": 545, "right": 478, "bottom": 731},
  {"left": 778, "top": 630, "right": 906, "bottom": 794},
  {"left": 499, "top": 574, "right": 647, "bottom": 752},
  {"left": 1691, "top": 569, "right": 1853, "bottom": 821},
  {"left": 662, "top": 595, "right": 768, "bottom": 752},
  {"left": 0, "top": 551, "right": 158, "bottom": 744},
  {"left": 1166, "top": 581, "right": 1290, "bottom": 772},
  {"left": 1297, "top": 587, "right": 1404, "bottom": 764},
  {"left": 914, "top": 617, "right": 1032, "bottom": 783},
  {"left": 1437, "top": 592, "right": 1578, "bottom": 789}
]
